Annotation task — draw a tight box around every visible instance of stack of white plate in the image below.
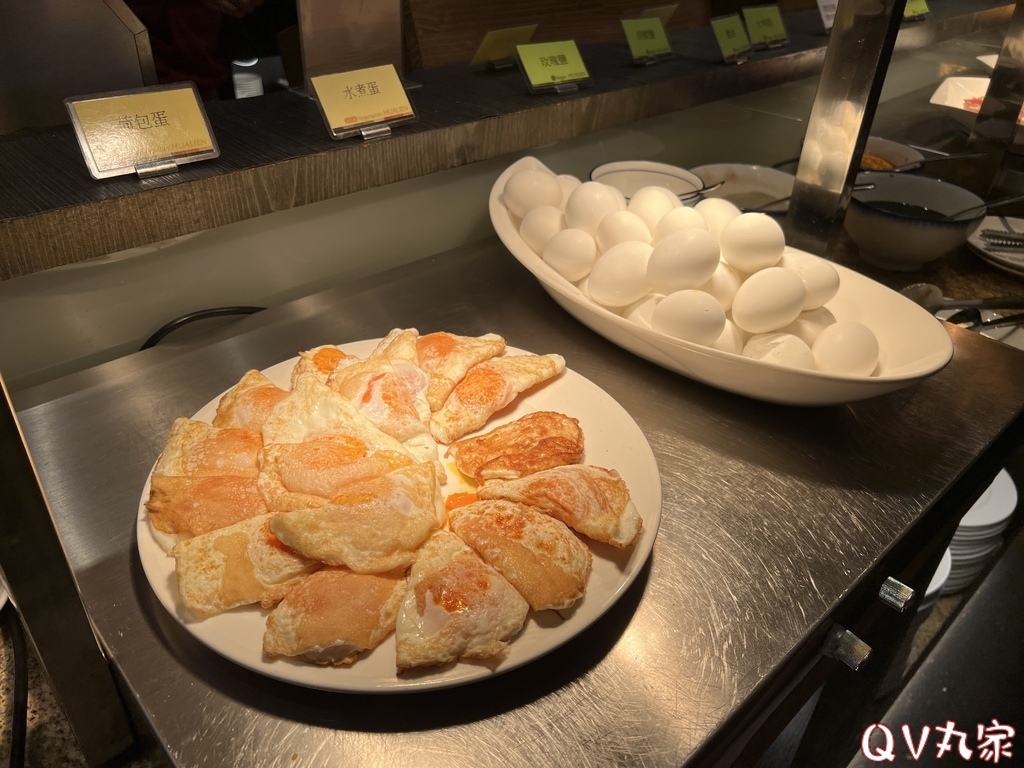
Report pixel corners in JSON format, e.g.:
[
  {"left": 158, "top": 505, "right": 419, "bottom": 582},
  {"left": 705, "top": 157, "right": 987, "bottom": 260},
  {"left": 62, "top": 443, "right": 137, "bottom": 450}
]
[{"left": 942, "top": 469, "right": 1018, "bottom": 594}]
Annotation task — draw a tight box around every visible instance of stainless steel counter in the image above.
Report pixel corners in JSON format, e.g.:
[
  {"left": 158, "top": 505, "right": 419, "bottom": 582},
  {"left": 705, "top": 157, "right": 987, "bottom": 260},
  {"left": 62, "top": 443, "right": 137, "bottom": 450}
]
[{"left": 16, "top": 238, "right": 1024, "bottom": 767}]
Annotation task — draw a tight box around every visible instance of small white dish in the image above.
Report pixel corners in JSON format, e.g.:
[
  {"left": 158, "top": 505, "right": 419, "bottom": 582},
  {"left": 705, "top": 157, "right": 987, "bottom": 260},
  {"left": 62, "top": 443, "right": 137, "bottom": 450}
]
[
  {"left": 689, "top": 163, "right": 794, "bottom": 213},
  {"left": 494, "top": 157, "right": 954, "bottom": 406},
  {"left": 862, "top": 136, "right": 925, "bottom": 172},
  {"left": 977, "top": 54, "right": 998, "bottom": 69},
  {"left": 590, "top": 160, "right": 704, "bottom": 199}
]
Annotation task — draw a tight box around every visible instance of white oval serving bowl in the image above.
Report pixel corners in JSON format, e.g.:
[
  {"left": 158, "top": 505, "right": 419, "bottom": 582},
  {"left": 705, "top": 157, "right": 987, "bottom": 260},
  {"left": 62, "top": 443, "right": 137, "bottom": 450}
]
[{"left": 492, "top": 157, "right": 954, "bottom": 406}]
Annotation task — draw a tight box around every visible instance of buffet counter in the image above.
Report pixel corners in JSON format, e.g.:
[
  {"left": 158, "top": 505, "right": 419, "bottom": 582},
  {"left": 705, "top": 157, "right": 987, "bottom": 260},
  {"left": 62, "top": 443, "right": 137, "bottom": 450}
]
[{"left": 11, "top": 235, "right": 1024, "bottom": 767}]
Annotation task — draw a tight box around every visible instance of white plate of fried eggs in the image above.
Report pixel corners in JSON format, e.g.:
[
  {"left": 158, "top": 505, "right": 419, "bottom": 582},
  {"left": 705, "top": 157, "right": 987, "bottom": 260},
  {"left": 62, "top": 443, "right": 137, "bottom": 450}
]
[{"left": 136, "top": 339, "right": 662, "bottom": 692}]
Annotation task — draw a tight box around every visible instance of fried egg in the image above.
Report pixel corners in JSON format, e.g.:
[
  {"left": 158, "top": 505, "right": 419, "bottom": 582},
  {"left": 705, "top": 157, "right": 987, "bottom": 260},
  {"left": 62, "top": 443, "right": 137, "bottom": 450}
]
[
  {"left": 146, "top": 475, "right": 269, "bottom": 549},
  {"left": 269, "top": 462, "right": 445, "bottom": 574},
  {"left": 395, "top": 530, "right": 529, "bottom": 669},
  {"left": 153, "top": 418, "right": 262, "bottom": 478},
  {"left": 449, "top": 499, "right": 591, "bottom": 611},
  {"left": 212, "top": 370, "right": 290, "bottom": 432},
  {"left": 430, "top": 354, "right": 566, "bottom": 444},
  {"left": 263, "top": 566, "right": 406, "bottom": 666},
  {"left": 478, "top": 464, "right": 642, "bottom": 548},
  {"left": 171, "top": 514, "right": 320, "bottom": 618},
  {"left": 446, "top": 411, "right": 583, "bottom": 483},
  {"left": 416, "top": 332, "right": 506, "bottom": 412},
  {"left": 257, "top": 438, "right": 414, "bottom": 514}
]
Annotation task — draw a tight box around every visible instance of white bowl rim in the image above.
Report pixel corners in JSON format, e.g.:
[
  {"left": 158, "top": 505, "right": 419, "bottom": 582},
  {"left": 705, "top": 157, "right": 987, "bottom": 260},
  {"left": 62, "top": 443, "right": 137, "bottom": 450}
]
[{"left": 589, "top": 160, "right": 706, "bottom": 197}]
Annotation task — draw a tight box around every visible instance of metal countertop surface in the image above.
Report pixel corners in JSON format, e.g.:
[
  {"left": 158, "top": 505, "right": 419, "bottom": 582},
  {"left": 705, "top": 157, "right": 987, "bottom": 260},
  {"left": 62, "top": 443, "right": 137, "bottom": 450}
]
[{"left": 15, "top": 238, "right": 1024, "bottom": 767}]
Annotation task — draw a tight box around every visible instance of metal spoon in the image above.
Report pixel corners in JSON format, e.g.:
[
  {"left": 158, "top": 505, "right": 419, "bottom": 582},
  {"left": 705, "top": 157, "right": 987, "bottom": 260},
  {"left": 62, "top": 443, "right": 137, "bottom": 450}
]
[
  {"left": 945, "top": 307, "right": 1024, "bottom": 330},
  {"left": 890, "top": 151, "right": 988, "bottom": 172},
  {"left": 745, "top": 183, "right": 876, "bottom": 213},
  {"left": 899, "top": 282, "right": 1024, "bottom": 313},
  {"left": 947, "top": 193, "right": 1024, "bottom": 221}
]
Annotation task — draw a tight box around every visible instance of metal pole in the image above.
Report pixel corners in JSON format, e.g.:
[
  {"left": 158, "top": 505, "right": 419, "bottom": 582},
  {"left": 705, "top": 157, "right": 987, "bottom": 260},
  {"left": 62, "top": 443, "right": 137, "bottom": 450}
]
[
  {"left": 0, "top": 373, "right": 136, "bottom": 766},
  {"left": 784, "top": 0, "right": 908, "bottom": 257}
]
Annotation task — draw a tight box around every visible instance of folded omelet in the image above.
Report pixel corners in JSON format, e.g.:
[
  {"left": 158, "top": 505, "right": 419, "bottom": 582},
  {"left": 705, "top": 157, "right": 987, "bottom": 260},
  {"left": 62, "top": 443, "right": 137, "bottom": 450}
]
[
  {"left": 416, "top": 332, "right": 506, "bottom": 413},
  {"left": 212, "top": 370, "right": 290, "bottom": 432}
]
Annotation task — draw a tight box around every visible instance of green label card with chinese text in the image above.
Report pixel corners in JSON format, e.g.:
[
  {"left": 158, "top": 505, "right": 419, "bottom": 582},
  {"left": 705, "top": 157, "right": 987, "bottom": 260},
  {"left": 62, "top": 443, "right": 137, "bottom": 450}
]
[
  {"left": 904, "top": 0, "right": 930, "bottom": 18},
  {"left": 742, "top": 5, "right": 789, "bottom": 47},
  {"left": 710, "top": 14, "right": 752, "bottom": 62},
  {"left": 622, "top": 18, "right": 672, "bottom": 60},
  {"left": 516, "top": 41, "right": 590, "bottom": 89}
]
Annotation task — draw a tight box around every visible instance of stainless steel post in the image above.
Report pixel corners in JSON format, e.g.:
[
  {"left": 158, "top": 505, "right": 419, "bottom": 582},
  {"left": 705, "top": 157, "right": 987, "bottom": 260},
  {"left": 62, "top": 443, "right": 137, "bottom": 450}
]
[
  {"left": 0, "top": 373, "right": 135, "bottom": 766},
  {"left": 961, "top": 0, "right": 1024, "bottom": 197},
  {"left": 785, "top": 0, "right": 908, "bottom": 256}
]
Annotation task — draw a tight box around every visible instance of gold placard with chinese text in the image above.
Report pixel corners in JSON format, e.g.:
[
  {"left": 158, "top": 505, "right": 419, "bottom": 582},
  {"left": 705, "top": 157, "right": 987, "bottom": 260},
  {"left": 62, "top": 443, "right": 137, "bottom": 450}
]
[{"left": 65, "top": 83, "right": 218, "bottom": 180}]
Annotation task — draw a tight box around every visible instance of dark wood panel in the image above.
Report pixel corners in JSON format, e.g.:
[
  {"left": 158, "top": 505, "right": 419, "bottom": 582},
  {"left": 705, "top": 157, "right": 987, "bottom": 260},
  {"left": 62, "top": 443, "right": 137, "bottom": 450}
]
[{"left": 0, "top": 2, "right": 1012, "bottom": 281}]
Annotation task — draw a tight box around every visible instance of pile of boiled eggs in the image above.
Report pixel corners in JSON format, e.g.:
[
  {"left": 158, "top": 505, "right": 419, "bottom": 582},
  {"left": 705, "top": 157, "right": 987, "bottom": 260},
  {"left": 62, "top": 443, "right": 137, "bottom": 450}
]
[{"left": 503, "top": 166, "right": 881, "bottom": 377}]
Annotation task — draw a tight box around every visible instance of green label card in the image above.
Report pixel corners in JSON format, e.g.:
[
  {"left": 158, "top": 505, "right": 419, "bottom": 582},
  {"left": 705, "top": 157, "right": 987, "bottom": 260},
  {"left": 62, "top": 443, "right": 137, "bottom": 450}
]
[
  {"left": 622, "top": 18, "right": 672, "bottom": 60},
  {"left": 710, "top": 14, "right": 752, "bottom": 62},
  {"left": 516, "top": 41, "right": 590, "bottom": 89},
  {"left": 471, "top": 24, "right": 538, "bottom": 66},
  {"left": 904, "top": 0, "right": 930, "bottom": 19},
  {"left": 743, "top": 5, "right": 789, "bottom": 47}
]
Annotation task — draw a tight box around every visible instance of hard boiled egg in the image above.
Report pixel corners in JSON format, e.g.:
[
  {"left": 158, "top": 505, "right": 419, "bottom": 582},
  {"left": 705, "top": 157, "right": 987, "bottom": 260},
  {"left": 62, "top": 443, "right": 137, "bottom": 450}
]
[
  {"left": 503, "top": 169, "right": 563, "bottom": 219},
  {"left": 648, "top": 228, "right": 721, "bottom": 293},
  {"left": 694, "top": 197, "right": 742, "bottom": 240},
  {"left": 811, "top": 321, "right": 880, "bottom": 377},
  {"left": 543, "top": 228, "right": 597, "bottom": 282},
  {"left": 519, "top": 205, "right": 565, "bottom": 255},
  {"left": 587, "top": 241, "right": 653, "bottom": 307},
  {"left": 711, "top": 319, "right": 747, "bottom": 354},
  {"left": 596, "top": 211, "right": 651, "bottom": 252},
  {"left": 698, "top": 259, "right": 743, "bottom": 312},
  {"left": 742, "top": 333, "right": 815, "bottom": 370},
  {"left": 557, "top": 174, "right": 582, "bottom": 208},
  {"left": 653, "top": 206, "right": 708, "bottom": 244},
  {"left": 719, "top": 213, "right": 786, "bottom": 273},
  {"left": 778, "top": 248, "right": 840, "bottom": 310},
  {"left": 651, "top": 290, "right": 726, "bottom": 346},
  {"left": 565, "top": 182, "right": 625, "bottom": 235},
  {"left": 731, "top": 267, "right": 807, "bottom": 334},
  {"left": 627, "top": 187, "right": 679, "bottom": 232},
  {"left": 778, "top": 306, "right": 837, "bottom": 347},
  {"left": 624, "top": 293, "right": 663, "bottom": 329}
]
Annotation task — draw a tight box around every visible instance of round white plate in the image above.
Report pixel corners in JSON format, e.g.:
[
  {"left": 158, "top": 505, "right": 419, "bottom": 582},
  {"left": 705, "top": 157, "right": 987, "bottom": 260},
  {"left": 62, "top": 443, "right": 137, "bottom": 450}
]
[
  {"left": 492, "top": 157, "right": 953, "bottom": 406},
  {"left": 967, "top": 216, "right": 1024, "bottom": 277},
  {"left": 137, "top": 340, "right": 663, "bottom": 693},
  {"left": 960, "top": 469, "right": 1017, "bottom": 528}
]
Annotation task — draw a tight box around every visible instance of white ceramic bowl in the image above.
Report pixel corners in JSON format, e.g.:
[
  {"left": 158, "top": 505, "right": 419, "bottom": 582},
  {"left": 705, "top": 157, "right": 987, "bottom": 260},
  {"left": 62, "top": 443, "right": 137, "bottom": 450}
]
[
  {"left": 590, "top": 160, "right": 704, "bottom": 200},
  {"left": 844, "top": 171, "right": 986, "bottom": 271},
  {"left": 689, "top": 163, "right": 795, "bottom": 214},
  {"left": 493, "top": 157, "right": 953, "bottom": 406},
  {"left": 927, "top": 76, "right": 1019, "bottom": 129},
  {"left": 862, "top": 136, "right": 925, "bottom": 172}
]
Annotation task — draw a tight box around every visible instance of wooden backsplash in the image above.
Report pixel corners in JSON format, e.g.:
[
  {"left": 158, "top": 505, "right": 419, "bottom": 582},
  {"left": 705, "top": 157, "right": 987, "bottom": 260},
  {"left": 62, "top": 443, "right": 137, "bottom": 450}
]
[{"left": 403, "top": 0, "right": 819, "bottom": 70}]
